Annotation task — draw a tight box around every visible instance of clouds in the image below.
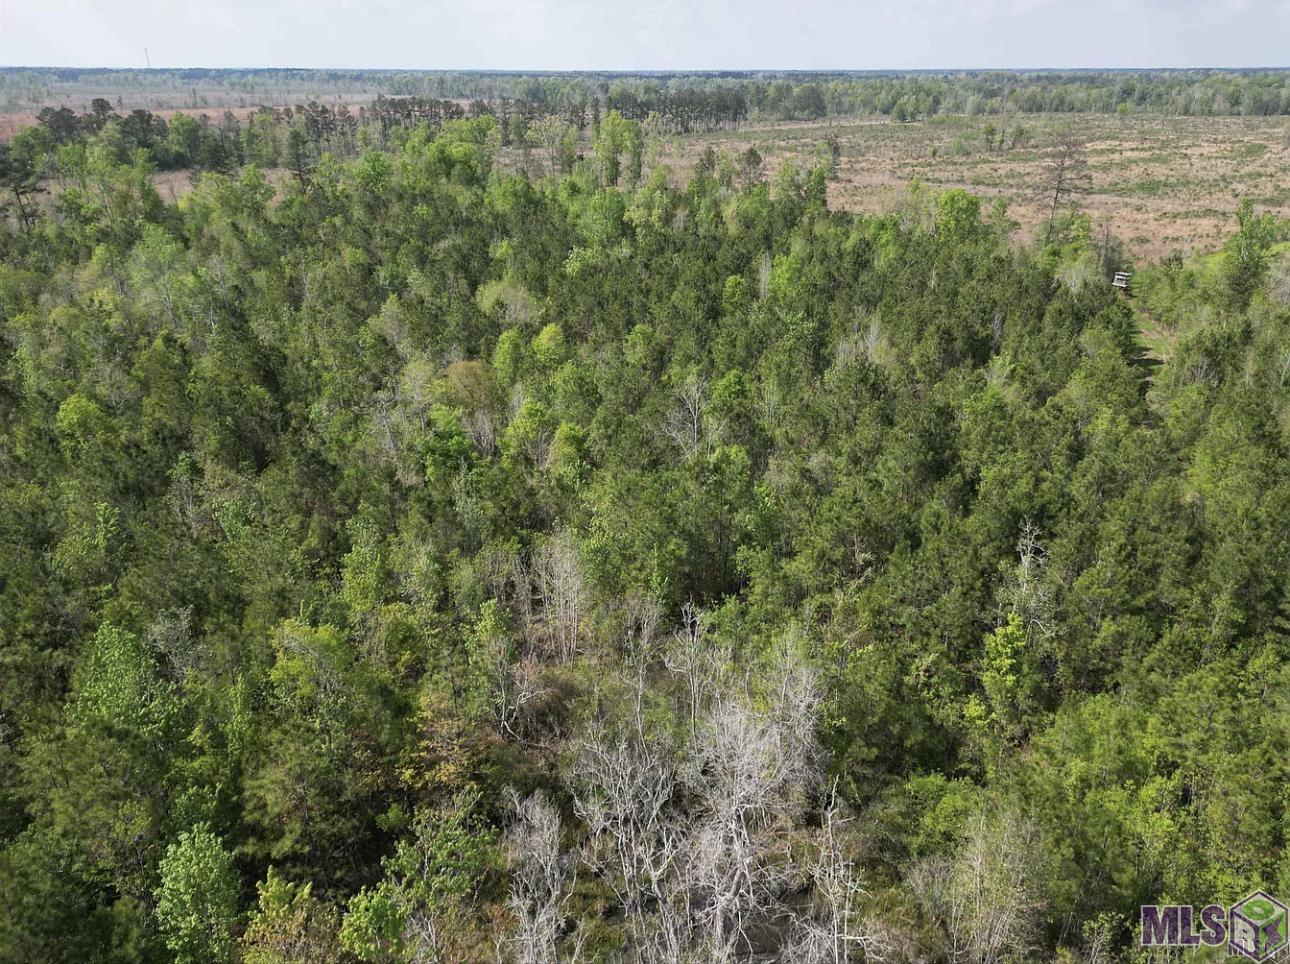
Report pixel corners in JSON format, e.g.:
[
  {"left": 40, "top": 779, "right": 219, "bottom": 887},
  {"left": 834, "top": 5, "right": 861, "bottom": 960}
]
[{"left": 1, "top": 0, "right": 1287, "bottom": 69}]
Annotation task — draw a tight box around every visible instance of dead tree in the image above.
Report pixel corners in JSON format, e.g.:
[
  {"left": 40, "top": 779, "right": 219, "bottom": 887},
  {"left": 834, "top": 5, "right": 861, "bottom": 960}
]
[
  {"left": 571, "top": 732, "right": 685, "bottom": 961},
  {"left": 909, "top": 808, "right": 1047, "bottom": 964},
  {"left": 689, "top": 699, "right": 808, "bottom": 960},
  {"left": 558, "top": 620, "right": 875, "bottom": 963},
  {"left": 506, "top": 791, "right": 572, "bottom": 964},
  {"left": 661, "top": 373, "right": 709, "bottom": 461},
  {"left": 1001, "top": 522, "right": 1055, "bottom": 646},
  {"left": 769, "top": 632, "right": 823, "bottom": 803},
  {"left": 1039, "top": 131, "right": 1092, "bottom": 243},
  {"left": 784, "top": 791, "right": 884, "bottom": 964},
  {"left": 531, "top": 529, "right": 587, "bottom": 662},
  {"left": 478, "top": 625, "right": 542, "bottom": 739},
  {"left": 617, "top": 592, "right": 663, "bottom": 739},
  {"left": 663, "top": 602, "right": 730, "bottom": 745}
]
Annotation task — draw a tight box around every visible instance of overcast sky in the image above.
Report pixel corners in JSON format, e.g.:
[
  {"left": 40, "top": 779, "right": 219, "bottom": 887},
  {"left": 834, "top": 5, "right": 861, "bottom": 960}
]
[{"left": 2, "top": 0, "right": 1288, "bottom": 70}]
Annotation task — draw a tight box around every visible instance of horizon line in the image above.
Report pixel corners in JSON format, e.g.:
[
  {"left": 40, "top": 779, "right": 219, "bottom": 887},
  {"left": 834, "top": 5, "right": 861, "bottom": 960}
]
[{"left": 4, "top": 64, "right": 1289, "bottom": 74}]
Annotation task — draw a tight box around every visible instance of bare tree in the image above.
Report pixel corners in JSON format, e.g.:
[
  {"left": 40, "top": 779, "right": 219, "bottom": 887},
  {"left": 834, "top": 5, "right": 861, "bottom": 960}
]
[
  {"left": 1001, "top": 522, "right": 1055, "bottom": 646},
  {"left": 573, "top": 696, "right": 824, "bottom": 963},
  {"left": 910, "top": 807, "right": 1048, "bottom": 964},
  {"left": 757, "top": 251, "right": 773, "bottom": 299},
  {"left": 688, "top": 698, "right": 807, "bottom": 960},
  {"left": 661, "top": 373, "right": 709, "bottom": 461},
  {"left": 756, "top": 379, "right": 783, "bottom": 434},
  {"left": 1076, "top": 915, "right": 1117, "bottom": 964},
  {"left": 784, "top": 790, "right": 884, "bottom": 964},
  {"left": 663, "top": 603, "right": 729, "bottom": 744},
  {"left": 552, "top": 617, "right": 871, "bottom": 963},
  {"left": 404, "top": 911, "right": 445, "bottom": 964},
  {"left": 530, "top": 115, "right": 576, "bottom": 178},
  {"left": 363, "top": 355, "right": 441, "bottom": 485},
  {"left": 571, "top": 731, "right": 686, "bottom": 962},
  {"left": 531, "top": 529, "right": 588, "bottom": 662},
  {"left": 769, "top": 632, "right": 823, "bottom": 802},
  {"left": 473, "top": 606, "right": 543, "bottom": 738},
  {"left": 686, "top": 638, "right": 823, "bottom": 959},
  {"left": 146, "top": 606, "right": 205, "bottom": 683},
  {"left": 506, "top": 791, "right": 572, "bottom": 964},
  {"left": 1039, "top": 131, "right": 1092, "bottom": 242},
  {"left": 464, "top": 408, "right": 497, "bottom": 455},
  {"left": 617, "top": 592, "right": 663, "bottom": 738}
]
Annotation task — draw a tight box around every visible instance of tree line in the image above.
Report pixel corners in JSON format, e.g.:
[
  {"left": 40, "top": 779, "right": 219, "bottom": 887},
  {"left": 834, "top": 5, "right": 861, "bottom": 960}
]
[{"left": 6, "top": 67, "right": 1290, "bottom": 123}]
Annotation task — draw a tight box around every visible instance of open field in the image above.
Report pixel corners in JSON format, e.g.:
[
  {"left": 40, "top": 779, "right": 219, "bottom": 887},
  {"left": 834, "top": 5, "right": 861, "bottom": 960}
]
[
  {"left": 0, "top": 72, "right": 386, "bottom": 118},
  {"left": 656, "top": 113, "right": 1290, "bottom": 259}
]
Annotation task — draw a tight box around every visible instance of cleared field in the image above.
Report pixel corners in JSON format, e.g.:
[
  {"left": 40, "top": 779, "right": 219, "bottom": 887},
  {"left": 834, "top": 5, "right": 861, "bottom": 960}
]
[
  {"left": 0, "top": 75, "right": 383, "bottom": 118},
  {"left": 658, "top": 114, "right": 1290, "bottom": 259}
]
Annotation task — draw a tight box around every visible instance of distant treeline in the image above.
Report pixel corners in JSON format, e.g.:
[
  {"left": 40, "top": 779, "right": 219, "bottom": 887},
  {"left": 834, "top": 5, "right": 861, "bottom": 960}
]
[
  {"left": 6, "top": 97, "right": 486, "bottom": 177},
  {"left": 4, "top": 67, "right": 1290, "bottom": 119},
  {"left": 2, "top": 91, "right": 741, "bottom": 185},
  {"left": 398, "top": 68, "right": 1290, "bottom": 119}
]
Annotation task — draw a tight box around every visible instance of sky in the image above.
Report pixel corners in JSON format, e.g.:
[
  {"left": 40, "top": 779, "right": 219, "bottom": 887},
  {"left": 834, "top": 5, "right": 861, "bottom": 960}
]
[{"left": 2, "top": 0, "right": 1288, "bottom": 70}]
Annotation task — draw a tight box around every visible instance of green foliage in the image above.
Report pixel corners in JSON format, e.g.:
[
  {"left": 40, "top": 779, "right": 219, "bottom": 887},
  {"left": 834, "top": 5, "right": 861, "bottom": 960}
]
[
  {"left": 155, "top": 824, "right": 241, "bottom": 964},
  {"left": 530, "top": 322, "right": 566, "bottom": 366},
  {"left": 241, "top": 867, "right": 339, "bottom": 963},
  {"left": 340, "top": 794, "right": 495, "bottom": 961},
  {"left": 935, "top": 188, "right": 984, "bottom": 242},
  {"left": 423, "top": 405, "right": 475, "bottom": 488},
  {"left": 1223, "top": 198, "right": 1279, "bottom": 308},
  {"left": 69, "top": 624, "right": 176, "bottom": 732},
  {"left": 338, "top": 886, "right": 404, "bottom": 961},
  {"left": 981, "top": 612, "right": 1037, "bottom": 735},
  {"left": 594, "top": 110, "right": 642, "bottom": 187}
]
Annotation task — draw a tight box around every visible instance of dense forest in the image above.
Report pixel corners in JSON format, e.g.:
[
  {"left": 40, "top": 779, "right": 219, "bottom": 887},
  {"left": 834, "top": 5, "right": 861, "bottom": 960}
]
[{"left": 0, "top": 104, "right": 1288, "bottom": 963}]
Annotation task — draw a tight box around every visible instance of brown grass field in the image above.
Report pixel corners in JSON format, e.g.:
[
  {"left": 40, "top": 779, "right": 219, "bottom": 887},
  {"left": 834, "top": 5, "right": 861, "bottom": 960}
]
[{"left": 654, "top": 113, "right": 1290, "bottom": 259}]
